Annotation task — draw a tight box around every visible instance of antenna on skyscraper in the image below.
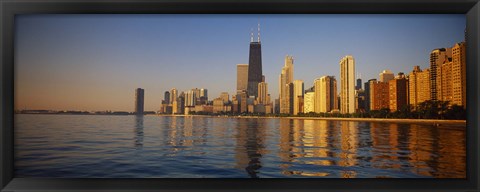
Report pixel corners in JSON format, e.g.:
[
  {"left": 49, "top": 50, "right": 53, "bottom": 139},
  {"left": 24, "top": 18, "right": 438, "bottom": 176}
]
[
  {"left": 257, "top": 22, "right": 261, "bottom": 42},
  {"left": 250, "top": 28, "right": 254, "bottom": 42}
]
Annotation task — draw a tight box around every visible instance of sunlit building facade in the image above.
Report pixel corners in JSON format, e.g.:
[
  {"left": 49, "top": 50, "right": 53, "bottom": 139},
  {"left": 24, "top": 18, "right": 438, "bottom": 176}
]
[
  {"left": 452, "top": 42, "right": 467, "bottom": 108},
  {"left": 237, "top": 64, "right": 249, "bottom": 92},
  {"left": 279, "top": 55, "right": 294, "bottom": 114},
  {"left": 303, "top": 91, "right": 315, "bottom": 113},
  {"left": 430, "top": 48, "right": 452, "bottom": 101},
  {"left": 408, "top": 66, "right": 431, "bottom": 107},
  {"left": 340, "top": 55, "right": 356, "bottom": 114},
  {"left": 314, "top": 76, "right": 338, "bottom": 113},
  {"left": 293, "top": 80, "right": 304, "bottom": 115},
  {"left": 389, "top": 73, "right": 408, "bottom": 112},
  {"left": 379, "top": 70, "right": 395, "bottom": 83}
]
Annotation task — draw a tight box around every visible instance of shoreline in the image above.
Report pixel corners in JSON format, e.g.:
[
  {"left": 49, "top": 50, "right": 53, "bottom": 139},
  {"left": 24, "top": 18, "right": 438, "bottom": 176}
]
[
  {"left": 17, "top": 113, "right": 466, "bottom": 126},
  {"left": 153, "top": 114, "right": 466, "bottom": 125}
]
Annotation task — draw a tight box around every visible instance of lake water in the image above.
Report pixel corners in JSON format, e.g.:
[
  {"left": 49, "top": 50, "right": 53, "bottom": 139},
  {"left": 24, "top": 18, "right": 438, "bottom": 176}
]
[{"left": 14, "top": 114, "right": 466, "bottom": 178}]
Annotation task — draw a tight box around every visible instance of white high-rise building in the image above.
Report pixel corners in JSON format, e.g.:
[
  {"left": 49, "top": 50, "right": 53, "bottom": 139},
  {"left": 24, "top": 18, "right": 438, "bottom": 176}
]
[
  {"left": 170, "top": 88, "right": 178, "bottom": 105},
  {"left": 279, "top": 55, "right": 294, "bottom": 114},
  {"left": 185, "top": 90, "right": 196, "bottom": 107},
  {"left": 314, "top": 76, "right": 338, "bottom": 113},
  {"left": 340, "top": 55, "right": 356, "bottom": 114}
]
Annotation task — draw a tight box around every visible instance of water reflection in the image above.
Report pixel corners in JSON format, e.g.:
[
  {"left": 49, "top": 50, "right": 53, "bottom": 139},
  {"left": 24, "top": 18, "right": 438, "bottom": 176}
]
[
  {"left": 134, "top": 115, "right": 144, "bottom": 149},
  {"left": 235, "top": 119, "right": 266, "bottom": 178},
  {"left": 15, "top": 114, "right": 466, "bottom": 178}
]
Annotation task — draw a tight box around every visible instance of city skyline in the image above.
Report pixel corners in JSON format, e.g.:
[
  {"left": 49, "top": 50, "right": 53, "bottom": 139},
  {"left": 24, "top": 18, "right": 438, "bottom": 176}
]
[{"left": 15, "top": 14, "right": 466, "bottom": 111}]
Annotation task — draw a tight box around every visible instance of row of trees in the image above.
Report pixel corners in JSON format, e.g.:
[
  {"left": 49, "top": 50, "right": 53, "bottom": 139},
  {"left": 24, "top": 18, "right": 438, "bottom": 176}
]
[
  {"left": 295, "top": 100, "right": 465, "bottom": 120},
  {"left": 188, "top": 100, "right": 466, "bottom": 120}
]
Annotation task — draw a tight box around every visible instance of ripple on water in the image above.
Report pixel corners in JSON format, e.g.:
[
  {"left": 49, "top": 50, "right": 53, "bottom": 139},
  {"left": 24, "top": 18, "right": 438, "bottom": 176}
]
[{"left": 14, "top": 114, "right": 466, "bottom": 178}]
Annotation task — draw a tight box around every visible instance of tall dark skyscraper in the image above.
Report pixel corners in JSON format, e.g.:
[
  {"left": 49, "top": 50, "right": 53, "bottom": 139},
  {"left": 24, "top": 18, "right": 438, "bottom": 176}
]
[
  {"left": 247, "top": 24, "right": 263, "bottom": 98},
  {"left": 135, "top": 88, "right": 144, "bottom": 115},
  {"left": 164, "top": 91, "right": 170, "bottom": 104},
  {"left": 356, "top": 78, "right": 362, "bottom": 90}
]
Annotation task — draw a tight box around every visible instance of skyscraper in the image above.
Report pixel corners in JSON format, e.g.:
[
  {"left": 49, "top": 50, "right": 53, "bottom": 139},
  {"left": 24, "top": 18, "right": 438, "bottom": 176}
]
[
  {"left": 170, "top": 88, "right": 178, "bottom": 105},
  {"left": 409, "top": 66, "right": 431, "bottom": 107},
  {"left": 364, "top": 79, "right": 376, "bottom": 112},
  {"left": 356, "top": 78, "right": 362, "bottom": 90},
  {"left": 135, "top": 88, "right": 144, "bottom": 115},
  {"left": 247, "top": 24, "right": 263, "bottom": 98},
  {"left": 340, "top": 55, "right": 356, "bottom": 114},
  {"left": 257, "top": 82, "right": 268, "bottom": 105},
  {"left": 286, "top": 83, "right": 294, "bottom": 114},
  {"left": 237, "top": 91, "right": 248, "bottom": 113},
  {"left": 370, "top": 81, "right": 389, "bottom": 110},
  {"left": 237, "top": 64, "right": 249, "bottom": 92},
  {"left": 430, "top": 48, "right": 452, "bottom": 101},
  {"left": 452, "top": 42, "right": 466, "bottom": 108},
  {"left": 279, "top": 55, "right": 294, "bottom": 114},
  {"left": 389, "top": 73, "right": 408, "bottom": 112},
  {"left": 314, "top": 76, "right": 337, "bottom": 113},
  {"left": 185, "top": 90, "right": 196, "bottom": 107},
  {"left": 200, "top": 88, "right": 208, "bottom": 100},
  {"left": 293, "top": 80, "right": 304, "bottom": 115},
  {"left": 303, "top": 91, "right": 315, "bottom": 113},
  {"left": 164, "top": 91, "right": 170, "bottom": 104}
]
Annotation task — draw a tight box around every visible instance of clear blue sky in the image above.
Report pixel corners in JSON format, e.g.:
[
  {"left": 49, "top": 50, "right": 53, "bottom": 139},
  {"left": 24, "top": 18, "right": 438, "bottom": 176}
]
[{"left": 15, "top": 14, "right": 466, "bottom": 112}]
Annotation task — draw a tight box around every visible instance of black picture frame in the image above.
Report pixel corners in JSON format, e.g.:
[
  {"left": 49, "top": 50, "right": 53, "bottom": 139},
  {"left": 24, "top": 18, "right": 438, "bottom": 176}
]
[{"left": 1, "top": 0, "right": 479, "bottom": 191}]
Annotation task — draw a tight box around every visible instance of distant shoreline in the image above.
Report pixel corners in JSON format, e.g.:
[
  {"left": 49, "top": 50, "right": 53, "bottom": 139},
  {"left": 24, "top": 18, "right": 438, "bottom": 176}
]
[
  {"left": 17, "top": 113, "right": 466, "bottom": 126},
  {"left": 152, "top": 114, "right": 466, "bottom": 126}
]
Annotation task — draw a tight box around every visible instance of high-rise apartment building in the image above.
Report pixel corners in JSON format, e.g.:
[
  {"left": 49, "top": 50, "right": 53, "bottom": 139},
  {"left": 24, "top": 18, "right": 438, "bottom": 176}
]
[
  {"left": 176, "top": 92, "right": 185, "bottom": 114},
  {"left": 452, "top": 42, "right": 466, "bottom": 108},
  {"left": 340, "top": 55, "right": 356, "bottom": 114},
  {"left": 430, "top": 48, "right": 452, "bottom": 101},
  {"left": 314, "top": 76, "right": 338, "bottom": 113},
  {"left": 427, "top": 42, "right": 466, "bottom": 108},
  {"left": 379, "top": 70, "right": 395, "bottom": 83},
  {"left": 438, "top": 59, "right": 453, "bottom": 102},
  {"left": 370, "top": 81, "right": 389, "bottom": 110},
  {"left": 135, "top": 88, "right": 144, "bottom": 115},
  {"left": 185, "top": 90, "right": 196, "bottom": 107},
  {"left": 257, "top": 82, "right": 268, "bottom": 105},
  {"left": 237, "top": 64, "right": 249, "bottom": 92},
  {"left": 293, "top": 80, "right": 304, "bottom": 115},
  {"left": 237, "top": 91, "right": 248, "bottom": 113},
  {"left": 200, "top": 88, "right": 208, "bottom": 101},
  {"left": 286, "top": 83, "right": 294, "bottom": 114},
  {"left": 170, "top": 88, "right": 178, "bottom": 105},
  {"left": 303, "top": 91, "right": 315, "bottom": 113},
  {"left": 364, "top": 79, "right": 376, "bottom": 112},
  {"left": 247, "top": 24, "right": 263, "bottom": 98},
  {"left": 279, "top": 55, "right": 294, "bottom": 114},
  {"left": 389, "top": 73, "right": 408, "bottom": 112},
  {"left": 408, "top": 66, "right": 431, "bottom": 107}
]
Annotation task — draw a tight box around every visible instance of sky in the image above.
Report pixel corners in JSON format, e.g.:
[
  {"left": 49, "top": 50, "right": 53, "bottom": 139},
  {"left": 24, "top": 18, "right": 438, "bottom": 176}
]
[{"left": 14, "top": 14, "right": 466, "bottom": 112}]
